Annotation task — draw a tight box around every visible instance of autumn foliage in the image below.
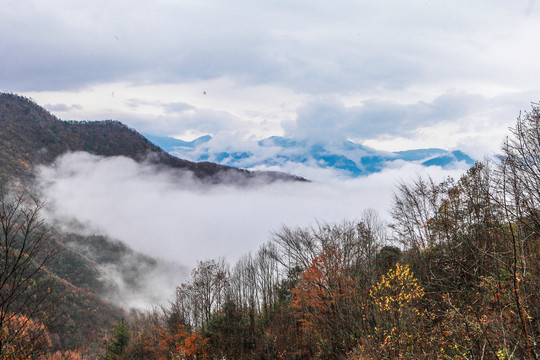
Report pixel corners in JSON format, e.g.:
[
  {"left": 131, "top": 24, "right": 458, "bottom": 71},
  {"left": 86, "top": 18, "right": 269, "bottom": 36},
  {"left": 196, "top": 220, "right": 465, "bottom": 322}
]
[
  {"left": 0, "top": 313, "right": 52, "bottom": 359},
  {"left": 292, "top": 247, "right": 367, "bottom": 359},
  {"left": 366, "top": 264, "right": 425, "bottom": 359}
]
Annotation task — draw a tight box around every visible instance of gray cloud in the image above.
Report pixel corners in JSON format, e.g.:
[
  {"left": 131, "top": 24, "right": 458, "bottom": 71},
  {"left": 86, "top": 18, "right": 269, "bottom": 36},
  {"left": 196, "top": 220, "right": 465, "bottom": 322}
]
[
  {"left": 2, "top": 1, "right": 538, "bottom": 95},
  {"left": 283, "top": 92, "right": 488, "bottom": 142},
  {"left": 45, "top": 103, "right": 83, "bottom": 112}
]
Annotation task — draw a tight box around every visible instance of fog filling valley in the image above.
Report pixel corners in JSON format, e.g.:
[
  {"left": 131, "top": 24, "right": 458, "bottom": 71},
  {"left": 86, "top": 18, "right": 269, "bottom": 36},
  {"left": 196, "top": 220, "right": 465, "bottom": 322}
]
[{"left": 37, "top": 152, "right": 470, "bottom": 309}]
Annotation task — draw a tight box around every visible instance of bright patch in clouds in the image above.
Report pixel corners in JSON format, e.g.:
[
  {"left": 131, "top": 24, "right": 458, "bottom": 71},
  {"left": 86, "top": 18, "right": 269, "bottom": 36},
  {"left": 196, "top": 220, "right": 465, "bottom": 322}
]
[{"left": 24, "top": 81, "right": 304, "bottom": 139}]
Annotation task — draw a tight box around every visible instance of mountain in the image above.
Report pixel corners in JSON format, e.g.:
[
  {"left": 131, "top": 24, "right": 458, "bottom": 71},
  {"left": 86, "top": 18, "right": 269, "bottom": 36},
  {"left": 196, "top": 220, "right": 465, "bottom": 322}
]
[
  {"left": 0, "top": 93, "right": 304, "bottom": 183},
  {"left": 5, "top": 224, "right": 175, "bottom": 354},
  {"left": 0, "top": 92, "right": 306, "bottom": 355},
  {"left": 148, "top": 134, "right": 476, "bottom": 177},
  {"left": 38, "top": 232, "right": 126, "bottom": 352}
]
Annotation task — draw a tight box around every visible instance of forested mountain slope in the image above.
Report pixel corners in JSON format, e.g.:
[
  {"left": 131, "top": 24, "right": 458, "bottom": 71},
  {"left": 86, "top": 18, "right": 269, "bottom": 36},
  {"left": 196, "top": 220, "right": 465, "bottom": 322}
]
[
  {"left": 0, "top": 93, "right": 304, "bottom": 183},
  {"left": 0, "top": 197, "right": 174, "bottom": 356}
]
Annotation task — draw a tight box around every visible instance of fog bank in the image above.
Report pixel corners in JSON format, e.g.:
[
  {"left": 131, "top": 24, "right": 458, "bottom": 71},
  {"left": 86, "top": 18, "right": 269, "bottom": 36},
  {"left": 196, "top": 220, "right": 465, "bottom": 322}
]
[{"left": 38, "top": 152, "right": 469, "bottom": 269}]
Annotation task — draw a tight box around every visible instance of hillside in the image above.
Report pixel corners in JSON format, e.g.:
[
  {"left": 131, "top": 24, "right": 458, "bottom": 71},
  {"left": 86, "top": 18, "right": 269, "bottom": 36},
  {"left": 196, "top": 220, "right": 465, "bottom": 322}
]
[
  {"left": 0, "top": 208, "right": 173, "bottom": 355},
  {"left": 0, "top": 93, "right": 304, "bottom": 184},
  {"left": 0, "top": 92, "right": 237, "bottom": 355}
]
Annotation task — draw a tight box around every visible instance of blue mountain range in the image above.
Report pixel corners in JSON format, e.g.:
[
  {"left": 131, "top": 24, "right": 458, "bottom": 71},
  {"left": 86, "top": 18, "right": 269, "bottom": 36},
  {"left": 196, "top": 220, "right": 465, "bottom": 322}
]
[{"left": 144, "top": 134, "right": 475, "bottom": 177}]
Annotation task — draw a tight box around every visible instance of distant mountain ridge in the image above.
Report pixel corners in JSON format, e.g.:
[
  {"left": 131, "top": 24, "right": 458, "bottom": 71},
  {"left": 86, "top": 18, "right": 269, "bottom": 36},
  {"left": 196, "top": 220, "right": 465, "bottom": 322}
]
[
  {"left": 0, "top": 93, "right": 304, "bottom": 183},
  {"left": 147, "top": 134, "right": 475, "bottom": 177}
]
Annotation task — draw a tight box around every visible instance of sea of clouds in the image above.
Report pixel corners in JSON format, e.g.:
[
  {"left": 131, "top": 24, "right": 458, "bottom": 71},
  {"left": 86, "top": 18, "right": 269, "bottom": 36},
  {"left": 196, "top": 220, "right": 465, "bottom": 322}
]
[{"left": 37, "top": 152, "right": 470, "bottom": 268}]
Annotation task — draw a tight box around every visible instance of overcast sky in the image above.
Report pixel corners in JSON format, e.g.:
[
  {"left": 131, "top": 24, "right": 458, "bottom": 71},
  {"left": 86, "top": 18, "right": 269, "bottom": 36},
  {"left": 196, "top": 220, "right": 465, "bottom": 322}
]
[{"left": 2, "top": 0, "right": 540, "bottom": 158}]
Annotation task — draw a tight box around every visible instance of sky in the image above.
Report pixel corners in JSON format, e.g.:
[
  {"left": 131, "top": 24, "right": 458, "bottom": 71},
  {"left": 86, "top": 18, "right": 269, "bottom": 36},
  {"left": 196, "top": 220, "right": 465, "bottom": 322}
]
[{"left": 2, "top": 0, "right": 540, "bottom": 159}]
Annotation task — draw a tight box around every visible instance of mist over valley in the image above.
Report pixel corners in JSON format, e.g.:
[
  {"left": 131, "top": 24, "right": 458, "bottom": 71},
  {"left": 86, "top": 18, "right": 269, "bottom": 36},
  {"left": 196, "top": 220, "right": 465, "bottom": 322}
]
[{"left": 1, "top": 0, "right": 539, "bottom": 356}]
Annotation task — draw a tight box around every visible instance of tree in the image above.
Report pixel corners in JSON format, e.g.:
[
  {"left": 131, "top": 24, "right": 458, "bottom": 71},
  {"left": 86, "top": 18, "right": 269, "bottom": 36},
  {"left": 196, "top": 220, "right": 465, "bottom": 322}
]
[
  {"left": 0, "top": 313, "right": 52, "bottom": 359},
  {"left": 101, "top": 320, "right": 130, "bottom": 360},
  {"left": 375, "top": 245, "right": 401, "bottom": 276},
  {"left": 497, "top": 105, "right": 540, "bottom": 359},
  {"left": 173, "top": 259, "right": 229, "bottom": 329},
  {"left": 271, "top": 214, "right": 385, "bottom": 281},
  {"left": 367, "top": 263, "right": 425, "bottom": 359},
  {"left": 0, "top": 185, "right": 58, "bottom": 357},
  {"left": 254, "top": 243, "right": 280, "bottom": 315},
  {"left": 389, "top": 158, "right": 539, "bottom": 358},
  {"left": 390, "top": 176, "right": 454, "bottom": 252},
  {"left": 203, "top": 299, "right": 252, "bottom": 359},
  {"left": 291, "top": 247, "right": 368, "bottom": 359}
]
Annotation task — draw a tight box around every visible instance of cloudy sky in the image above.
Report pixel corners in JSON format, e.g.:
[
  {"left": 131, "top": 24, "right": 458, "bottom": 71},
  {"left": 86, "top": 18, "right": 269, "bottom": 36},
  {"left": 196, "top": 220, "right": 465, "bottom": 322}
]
[{"left": 3, "top": 0, "right": 540, "bottom": 158}]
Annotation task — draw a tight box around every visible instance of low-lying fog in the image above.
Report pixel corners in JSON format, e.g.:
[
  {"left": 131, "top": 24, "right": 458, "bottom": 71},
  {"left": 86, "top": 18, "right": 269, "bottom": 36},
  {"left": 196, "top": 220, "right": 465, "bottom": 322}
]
[{"left": 37, "top": 152, "right": 470, "bottom": 309}]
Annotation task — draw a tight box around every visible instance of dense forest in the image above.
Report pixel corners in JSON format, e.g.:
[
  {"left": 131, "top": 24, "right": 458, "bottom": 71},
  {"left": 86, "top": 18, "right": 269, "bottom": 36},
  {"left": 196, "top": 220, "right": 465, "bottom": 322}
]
[{"left": 1, "top": 102, "right": 540, "bottom": 359}]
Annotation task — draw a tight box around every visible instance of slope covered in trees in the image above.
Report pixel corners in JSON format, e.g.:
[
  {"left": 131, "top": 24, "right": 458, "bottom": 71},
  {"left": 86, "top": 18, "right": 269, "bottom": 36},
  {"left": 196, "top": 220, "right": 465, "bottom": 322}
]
[
  {"left": 0, "top": 187, "right": 128, "bottom": 357},
  {"left": 0, "top": 93, "right": 305, "bottom": 184},
  {"left": 0, "top": 185, "right": 183, "bottom": 357},
  {"left": 0, "top": 92, "right": 305, "bottom": 358}
]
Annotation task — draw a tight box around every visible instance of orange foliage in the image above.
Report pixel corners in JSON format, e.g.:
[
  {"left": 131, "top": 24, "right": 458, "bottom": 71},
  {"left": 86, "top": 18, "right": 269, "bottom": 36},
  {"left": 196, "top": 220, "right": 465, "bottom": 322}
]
[
  {"left": 156, "top": 324, "right": 209, "bottom": 360},
  {"left": 181, "top": 331, "right": 209, "bottom": 359},
  {"left": 0, "top": 313, "right": 52, "bottom": 359},
  {"left": 292, "top": 247, "right": 366, "bottom": 358},
  {"left": 43, "top": 350, "right": 85, "bottom": 360}
]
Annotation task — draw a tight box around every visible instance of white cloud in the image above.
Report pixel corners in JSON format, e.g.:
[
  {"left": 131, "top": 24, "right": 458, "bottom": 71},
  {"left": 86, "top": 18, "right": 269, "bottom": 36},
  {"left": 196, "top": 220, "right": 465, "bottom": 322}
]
[{"left": 44, "top": 103, "right": 82, "bottom": 112}]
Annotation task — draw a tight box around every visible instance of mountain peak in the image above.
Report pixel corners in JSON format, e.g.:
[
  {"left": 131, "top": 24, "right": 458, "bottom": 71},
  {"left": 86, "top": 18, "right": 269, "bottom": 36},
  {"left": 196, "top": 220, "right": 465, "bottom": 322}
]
[{"left": 147, "top": 132, "right": 476, "bottom": 178}]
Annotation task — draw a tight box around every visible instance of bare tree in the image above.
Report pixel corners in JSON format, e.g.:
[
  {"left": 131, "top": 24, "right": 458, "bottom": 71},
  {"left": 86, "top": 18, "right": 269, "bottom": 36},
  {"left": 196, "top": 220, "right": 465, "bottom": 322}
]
[
  {"left": 173, "top": 258, "right": 229, "bottom": 329},
  {"left": 271, "top": 214, "right": 386, "bottom": 277},
  {"left": 230, "top": 255, "right": 257, "bottom": 311},
  {"left": 0, "top": 185, "right": 58, "bottom": 357},
  {"left": 254, "top": 244, "right": 280, "bottom": 314},
  {"left": 497, "top": 105, "right": 540, "bottom": 359},
  {"left": 390, "top": 176, "right": 455, "bottom": 252}
]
